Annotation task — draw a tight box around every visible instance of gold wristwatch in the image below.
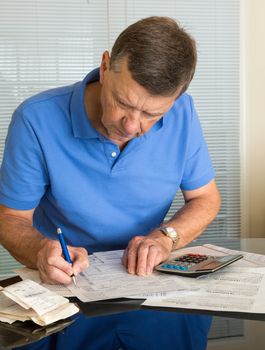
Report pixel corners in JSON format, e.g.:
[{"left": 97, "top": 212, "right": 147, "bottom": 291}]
[{"left": 158, "top": 226, "right": 180, "bottom": 250}]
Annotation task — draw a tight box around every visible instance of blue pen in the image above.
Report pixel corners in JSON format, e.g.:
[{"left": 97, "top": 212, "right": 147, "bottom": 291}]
[{"left": 57, "top": 227, "right": 77, "bottom": 286}]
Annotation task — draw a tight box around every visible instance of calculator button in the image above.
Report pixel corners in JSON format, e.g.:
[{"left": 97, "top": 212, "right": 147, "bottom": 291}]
[
  {"left": 165, "top": 264, "right": 176, "bottom": 269},
  {"left": 169, "top": 264, "right": 177, "bottom": 269}
]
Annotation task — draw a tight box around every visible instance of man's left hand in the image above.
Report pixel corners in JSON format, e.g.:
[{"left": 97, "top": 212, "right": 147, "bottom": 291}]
[{"left": 122, "top": 231, "right": 173, "bottom": 275}]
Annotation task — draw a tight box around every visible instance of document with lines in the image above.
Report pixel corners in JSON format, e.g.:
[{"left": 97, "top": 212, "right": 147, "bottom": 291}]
[
  {"left": 68, "top": 249, "right": 192, "bottom": 302},
  {"left": 13, "top": 267, "right": 74, "bottom": 297},
  {"left": 13, "top": 244, "right": 265, "bottom": 312},
  {"left": 0, "top": 279, "right": 79, "bottom": 326},
  {"left": 143, "top": 266, "right": 265, "bottom": 313},
  {"left": 68, "top": 245, "right": 263, "bottom": 304}
]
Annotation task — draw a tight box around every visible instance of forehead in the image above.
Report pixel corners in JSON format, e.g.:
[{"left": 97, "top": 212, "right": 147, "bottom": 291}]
[{"left": 108, "top": 60, "right": 179, "bottom": 111}]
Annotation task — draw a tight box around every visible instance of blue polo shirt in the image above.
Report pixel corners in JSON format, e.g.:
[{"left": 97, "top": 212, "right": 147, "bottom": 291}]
[{"left": 0, "top": 68, "right": 214, "bottom": 252}]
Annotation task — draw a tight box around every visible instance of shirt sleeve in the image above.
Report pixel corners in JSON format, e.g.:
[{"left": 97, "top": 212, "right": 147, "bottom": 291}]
[
  {"left": 0, "top": 108, "right": 49, "bottom": 209},
  {"left": 180, "top": 96, "right": 215, "bottom": 191}
]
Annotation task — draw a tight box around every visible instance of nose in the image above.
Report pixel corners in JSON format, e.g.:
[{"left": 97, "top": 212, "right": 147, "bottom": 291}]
[{"left": 122, "top": 112, "right": 141, "bottom": 136}]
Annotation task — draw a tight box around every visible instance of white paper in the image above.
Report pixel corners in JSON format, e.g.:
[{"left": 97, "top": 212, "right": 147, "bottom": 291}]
[
  {"left": 0, "top": 280, "right": 79, "bottom": 326},
  {"left": 143, "top": 266, "right": 265, "bottom": 313},
  {"left": 31, "top": 302, "right": 79, "bottom": 326},
  {"left": 93, "top": 250, "right": 124, "bottom": 264},
  {"left": 68, "top": 250, "right": 196, "bottom": 302},
  {"left": 204, "top": 244, "right": 265, "bottom": 267},
  {"left": 3, "top": 279, "right": 69, "bottom": 316},
  {"left": 0, "top": 291, "right": 33, "bottom": 320},
  {"left": 14, "top": 267, "right": 75, "bottom": 297},
  {"left": 14, "top": 244, "right": 265, "bottom": 315},
  {"left": 0, "top": 315, "right": 16, "bottom": 324}
]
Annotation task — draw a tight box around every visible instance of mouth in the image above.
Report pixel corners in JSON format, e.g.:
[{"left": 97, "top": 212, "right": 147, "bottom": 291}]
[{"left": 115, "top": 128, "right": 135, "bottom": 139}]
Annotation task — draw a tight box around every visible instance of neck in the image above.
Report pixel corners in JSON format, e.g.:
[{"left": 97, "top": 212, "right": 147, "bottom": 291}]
[{"left": 84, "top": 81, "right": 102, "bottom": 127}]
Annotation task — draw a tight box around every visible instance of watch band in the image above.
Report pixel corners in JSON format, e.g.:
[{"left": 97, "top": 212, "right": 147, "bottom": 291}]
[{"left": 158, "top": 226, "right": 180, "bottom": 250}]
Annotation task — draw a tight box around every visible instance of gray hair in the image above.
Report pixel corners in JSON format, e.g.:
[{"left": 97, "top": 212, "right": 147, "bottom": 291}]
[{"left": 110, "top": 16, "right": 197, "bottom": 96}]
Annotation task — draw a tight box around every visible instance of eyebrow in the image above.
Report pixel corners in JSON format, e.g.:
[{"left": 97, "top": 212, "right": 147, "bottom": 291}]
[{"left": 112, "top": 91, "right": 164, "bottom": 117}]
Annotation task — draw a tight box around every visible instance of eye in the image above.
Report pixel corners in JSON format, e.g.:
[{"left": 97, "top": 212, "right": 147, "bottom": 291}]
[
  {"left": 144, "top": 112, "right": 162, "bottom": 119},
  {"left": 118, "top": 100, "right": 127, "bottom": 107}
]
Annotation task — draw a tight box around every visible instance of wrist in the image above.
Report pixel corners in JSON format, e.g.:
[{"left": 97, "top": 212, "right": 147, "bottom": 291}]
[
  {"left": 35, "top": 237, "right": 51, "bottom": 267},
  {"left": 149, "top": 230, "right": 174, "bottom": 252},
  {"left": 157, "top": 226, "right": 181, "bottom": 250}
]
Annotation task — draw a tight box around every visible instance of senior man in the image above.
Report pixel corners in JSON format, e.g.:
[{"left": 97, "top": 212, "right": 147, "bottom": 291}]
[{"left": 0, "top": 17, "right": 220, "bottom": 350}]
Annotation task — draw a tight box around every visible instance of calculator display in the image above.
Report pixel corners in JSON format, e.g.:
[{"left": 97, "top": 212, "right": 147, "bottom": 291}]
[{"left": 155, "top": 253, "right": 243, "bottom": 277}]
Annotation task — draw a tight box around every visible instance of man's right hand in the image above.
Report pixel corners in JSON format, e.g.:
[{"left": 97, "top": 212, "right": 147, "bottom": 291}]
[
  {"left": 0, "top": 204, "right": 89, "bottom": 285},
  {"left": 37, "top": 239, "right": 89, "bottom": 285}
]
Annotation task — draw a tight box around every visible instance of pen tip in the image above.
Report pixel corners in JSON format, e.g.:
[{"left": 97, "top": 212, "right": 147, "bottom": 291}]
[
  {"left": 57, "top": 227, "right": 62, "bottom": 234},
  {"left": 72, "top": 275, "right": 77, "bottom": 286}
]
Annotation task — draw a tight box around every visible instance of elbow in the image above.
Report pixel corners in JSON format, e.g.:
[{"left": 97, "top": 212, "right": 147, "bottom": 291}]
[{"left": 212, "top": 185, "right": 222, "bottom": 219}]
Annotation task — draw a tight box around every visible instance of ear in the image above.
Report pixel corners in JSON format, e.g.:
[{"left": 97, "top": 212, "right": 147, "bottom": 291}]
[{"left": 99, "top": 51, "right": 110, "bottom": 84}]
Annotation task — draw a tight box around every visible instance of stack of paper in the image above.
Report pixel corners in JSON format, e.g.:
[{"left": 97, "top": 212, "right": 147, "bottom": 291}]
[
  {"left": 12, "top": 245, "right": 265, "bottom": 316},
  {"left": 13, "top": 267, "right": 74, "bottom": 297},
  {"left": 0, "top": 279, "right": 79, "bottom": 326},
  {"left": 141, "top": 245, "right": 265, "bottom": 314}
]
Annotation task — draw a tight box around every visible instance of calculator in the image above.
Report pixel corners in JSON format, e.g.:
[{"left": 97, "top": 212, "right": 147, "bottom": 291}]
[{"left": 155, "top": 253, "right": 243, "bottom": 277}]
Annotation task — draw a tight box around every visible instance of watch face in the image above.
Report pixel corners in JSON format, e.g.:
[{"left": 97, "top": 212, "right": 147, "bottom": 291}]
[
  {"left": 163, "top": 227, "right": 177, "bottom": 241},
  {"left": 159, "top": 226, "right": 180, "bottom": 250}
]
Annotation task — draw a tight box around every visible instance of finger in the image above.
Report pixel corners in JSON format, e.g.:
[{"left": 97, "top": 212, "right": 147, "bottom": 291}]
[
  {"left": 37, "top": 254, "right": 72, "bottom": 284},
  {"left": 122, "top": 248, "right": 128, "bottom": 267},
  {"left": 146, "top": 245, "right": 160, "bottom": 275},
  {"left": 127, "top": 236, "right": 143, "bottom": 274},
  {"left": 37, "top": 240, "right": 76, "bottom": 284},
  {"left": 39, "top": 265, "right": 73, "bottom": 285},
  {"left": 46, "top": 254, "right": 74, "bottom": 276},
  {"left": 136, "top": 243, "right": 150, "bottom": 276},
  {"left": 127, "top": 246, "right": 139, "bottom": 275},
  {"left": 70, "top": 248, "right": 90, "bottom": 275}
]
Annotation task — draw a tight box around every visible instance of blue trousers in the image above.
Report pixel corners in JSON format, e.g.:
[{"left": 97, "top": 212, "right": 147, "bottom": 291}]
[{"left": 16, "top": 310, "right": 212, "bottom": 350}]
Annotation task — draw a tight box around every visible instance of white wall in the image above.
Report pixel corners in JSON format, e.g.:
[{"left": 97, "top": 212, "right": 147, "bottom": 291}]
[
  {"left": 208, "top": 1, "right": 265, "bottom": 348},
  {"left": 244, "top": 0, "right": 265, "bottom": 238}
]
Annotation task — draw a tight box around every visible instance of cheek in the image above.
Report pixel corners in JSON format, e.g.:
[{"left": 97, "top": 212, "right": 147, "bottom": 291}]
[
  {"left": 102, "top": 106, "right": 124, "bottom": 126},
  {"left": 100, "top": 93, "right": 121, "bottom": 124}
]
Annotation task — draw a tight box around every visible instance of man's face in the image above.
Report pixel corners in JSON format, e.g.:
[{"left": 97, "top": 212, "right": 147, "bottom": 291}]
[{"left": 98, "top": 52, "right": 181, "bottom": 145}]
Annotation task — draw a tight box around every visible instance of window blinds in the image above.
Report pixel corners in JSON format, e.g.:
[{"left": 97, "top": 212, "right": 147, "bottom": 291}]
[
  {"left": 0, "top": 0, "right": 241, "bottom": 340},
  {"left": 0, "top": 0, "right": 240, "bottom": 270}
]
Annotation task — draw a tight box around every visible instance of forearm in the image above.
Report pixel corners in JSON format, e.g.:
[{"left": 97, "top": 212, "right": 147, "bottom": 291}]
[
  {"left": 0, "top": 206, "right": 89, "bottom": 284},
  {"left": 149, "top": 183, "right": 221, "bottom": 251},
  {"left": 124, "top": 182, "right": 220, "bottom": 275},
  {"left": 163, "top": 195, "right": 220, "bottom": 249},
  {"left": 0, "top": 213, "right": 48, "bottom": 268}
]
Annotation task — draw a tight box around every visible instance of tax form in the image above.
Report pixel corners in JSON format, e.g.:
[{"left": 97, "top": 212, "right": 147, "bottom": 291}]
[
  {"left": 138, "top": 244, "right": 265, "bottom": 311},
  {"left": 67, "top": 250, "right": 192, "bottom": 302},
  {"left": 204, "top": 244, "right": 265, "bottom": 267},
  {"left": 13, "top": 244, "right": 265, "bottom": 313},
  {"left": 143, "top": 266, "right": 265, "bottom": 313}
]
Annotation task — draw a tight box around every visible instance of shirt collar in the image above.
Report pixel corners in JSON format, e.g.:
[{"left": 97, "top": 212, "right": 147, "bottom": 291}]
[
  {"left": 70, "top": 68, "right": 100, "bottom": 139},
  {"left": 70, "top": 67, "right": 164, "bottom": 140}
]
